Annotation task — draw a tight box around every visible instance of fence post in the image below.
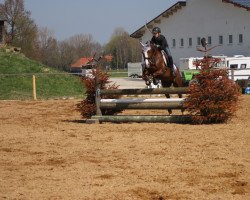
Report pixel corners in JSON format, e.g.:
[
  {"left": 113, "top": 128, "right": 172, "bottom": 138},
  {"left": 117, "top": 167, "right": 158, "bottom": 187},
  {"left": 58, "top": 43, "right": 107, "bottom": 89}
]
[
  {"left": 32, "top": 75, "right": 37, "bottom": 100},
  {"left": 95, "top": 73, "right": 102, "bottom": 116}
]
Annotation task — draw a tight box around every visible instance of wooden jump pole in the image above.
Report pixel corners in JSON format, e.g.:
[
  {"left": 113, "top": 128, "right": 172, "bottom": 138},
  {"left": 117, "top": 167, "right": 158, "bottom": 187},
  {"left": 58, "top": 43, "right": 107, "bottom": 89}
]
[
  {"left": 88, "top": 86, "right": 190, "bottom": 124},
  {"left": 100, "top": 98, "right": 185, "bottom": 110},
  {"left": 100, "top": 87, "right": 189, "bottom": 95},
  {"left": 92, "top": 115, "right": 192, "bottom": 123},
  {"left": 100, "top": 98, "right": 185, "bottom": 103}
]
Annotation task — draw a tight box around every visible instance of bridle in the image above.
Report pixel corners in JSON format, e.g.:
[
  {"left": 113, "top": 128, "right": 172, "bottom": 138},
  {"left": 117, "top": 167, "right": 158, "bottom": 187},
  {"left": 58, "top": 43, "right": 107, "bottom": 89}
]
[{"left": 141, "top": 43, "right": 156, "bottom": 68}]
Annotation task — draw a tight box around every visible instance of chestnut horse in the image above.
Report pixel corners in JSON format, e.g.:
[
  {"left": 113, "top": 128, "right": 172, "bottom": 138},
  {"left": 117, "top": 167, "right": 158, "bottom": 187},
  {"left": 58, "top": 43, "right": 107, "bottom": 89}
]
[{"left": 141, "top": 42, "right": 184, "bottom": 114}]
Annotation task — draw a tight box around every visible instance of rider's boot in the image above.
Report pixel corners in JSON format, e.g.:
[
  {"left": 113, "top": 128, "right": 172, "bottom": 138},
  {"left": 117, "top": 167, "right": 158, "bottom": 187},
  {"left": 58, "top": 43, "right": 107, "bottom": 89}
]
[
  {"left": 168, "top": 56, "right": 176, "bottom": 77},
  {"left": 170, "top": 66, "right": 176, "bottom": 77}
]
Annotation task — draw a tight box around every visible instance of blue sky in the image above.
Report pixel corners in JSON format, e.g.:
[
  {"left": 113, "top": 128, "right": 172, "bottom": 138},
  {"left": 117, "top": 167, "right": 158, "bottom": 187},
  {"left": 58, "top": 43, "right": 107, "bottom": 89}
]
[{"left": 23, "top": 0, "right": 179, "bottom": 44}]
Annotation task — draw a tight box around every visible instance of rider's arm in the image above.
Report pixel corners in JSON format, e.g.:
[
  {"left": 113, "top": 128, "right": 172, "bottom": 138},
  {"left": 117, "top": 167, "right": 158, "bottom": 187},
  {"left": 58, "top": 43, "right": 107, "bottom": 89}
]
[
  {"left": 160, "top": 35, "right": 168, "bottom": 50},
  {"left": 151, "top": 36, "right": 161, "bottom": 49}
]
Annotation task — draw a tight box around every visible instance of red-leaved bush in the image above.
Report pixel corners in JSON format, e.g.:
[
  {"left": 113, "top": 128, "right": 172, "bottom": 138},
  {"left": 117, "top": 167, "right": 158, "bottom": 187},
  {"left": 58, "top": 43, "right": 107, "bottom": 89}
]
[
  {"left": 77, "top": 69, "right": 122, "bottom": 118},
  {"left": 184, "top": 57, "right": 241, "bottom": 124}
]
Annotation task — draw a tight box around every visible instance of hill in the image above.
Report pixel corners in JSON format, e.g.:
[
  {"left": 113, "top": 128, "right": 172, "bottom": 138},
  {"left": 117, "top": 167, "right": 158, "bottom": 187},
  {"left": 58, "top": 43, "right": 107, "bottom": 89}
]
[{"left": 0, "top": 49, "right": 84, "bottom": 100}]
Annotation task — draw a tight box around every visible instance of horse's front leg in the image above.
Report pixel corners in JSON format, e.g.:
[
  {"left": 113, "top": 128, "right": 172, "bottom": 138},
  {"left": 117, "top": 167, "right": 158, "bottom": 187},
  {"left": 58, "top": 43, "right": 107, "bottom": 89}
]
[
  {"left": 142, "top": 68, "right": 152, "bottom": 86},
  {"left": 152, "top": 69, "right": 164, "bottom": 85}
]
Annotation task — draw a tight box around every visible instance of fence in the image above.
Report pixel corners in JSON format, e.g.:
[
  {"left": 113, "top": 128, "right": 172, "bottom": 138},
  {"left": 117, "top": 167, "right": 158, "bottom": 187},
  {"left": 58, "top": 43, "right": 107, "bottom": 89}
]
[
  {"left": 1, "top": 68, "right": 249, "bottom": 100},
  {"left": 0, "top": 73, "right": 84, "bottom": 100},
  {"left": 89, "top": 87, "right": 191, "bottom": 123}
]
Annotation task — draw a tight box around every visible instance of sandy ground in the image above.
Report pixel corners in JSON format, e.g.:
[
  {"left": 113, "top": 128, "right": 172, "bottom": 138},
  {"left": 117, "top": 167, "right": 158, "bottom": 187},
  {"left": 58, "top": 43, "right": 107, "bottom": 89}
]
[
  {"left": 110, "top": 78, "right": 146, "bottom": 89},
  {"left": 0, "top": 96, "right": 249, "bottom": 200}
]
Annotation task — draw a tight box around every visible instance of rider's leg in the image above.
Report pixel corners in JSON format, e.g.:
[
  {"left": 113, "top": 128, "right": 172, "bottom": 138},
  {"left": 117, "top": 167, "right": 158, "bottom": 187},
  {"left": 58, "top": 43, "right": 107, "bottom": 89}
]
[{"left": 164, "top": 48, "right": 175, "bottom": 76}]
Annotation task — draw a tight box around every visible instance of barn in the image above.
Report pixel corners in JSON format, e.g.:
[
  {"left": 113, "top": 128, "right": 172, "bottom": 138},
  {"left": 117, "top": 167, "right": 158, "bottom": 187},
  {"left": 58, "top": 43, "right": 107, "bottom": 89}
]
[{"left": 130, "top": 0, "right": 250, "bottom": 65}]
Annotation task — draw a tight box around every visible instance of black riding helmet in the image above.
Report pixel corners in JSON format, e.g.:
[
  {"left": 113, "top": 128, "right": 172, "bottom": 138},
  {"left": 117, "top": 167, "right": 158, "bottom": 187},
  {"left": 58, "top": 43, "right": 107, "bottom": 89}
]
[{"left": 152, "top": 27, "right": 161, "bottom": 34}]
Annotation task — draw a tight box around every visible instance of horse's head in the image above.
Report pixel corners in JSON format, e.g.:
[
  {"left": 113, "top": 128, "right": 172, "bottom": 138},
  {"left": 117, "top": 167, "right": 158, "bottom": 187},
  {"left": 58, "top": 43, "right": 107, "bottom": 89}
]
[
  {"left": 140, "top": 42, "right": 159, "bottom": 68},
  {"left": 141, "top": 42, "right": 153, "bottom": 68}
]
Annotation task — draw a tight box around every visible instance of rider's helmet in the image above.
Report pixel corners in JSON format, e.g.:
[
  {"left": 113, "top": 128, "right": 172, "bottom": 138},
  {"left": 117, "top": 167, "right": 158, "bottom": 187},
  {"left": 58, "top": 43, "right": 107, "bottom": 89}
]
[{"left": 152, "top": 27, "right": 161, "bottom": 34}]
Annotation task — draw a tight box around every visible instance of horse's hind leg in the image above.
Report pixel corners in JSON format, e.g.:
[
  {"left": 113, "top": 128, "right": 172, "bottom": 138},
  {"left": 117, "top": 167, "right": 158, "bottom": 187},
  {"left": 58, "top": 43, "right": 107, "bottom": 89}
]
[
  {"left": 165, "top": 93, "right": 173, "bottom": 115},
  {"left": 173, "top": 78, "right": 185, "bottom": 114},
  {"left": 162, "top": 82, "right": 173, "bottom": 115}
]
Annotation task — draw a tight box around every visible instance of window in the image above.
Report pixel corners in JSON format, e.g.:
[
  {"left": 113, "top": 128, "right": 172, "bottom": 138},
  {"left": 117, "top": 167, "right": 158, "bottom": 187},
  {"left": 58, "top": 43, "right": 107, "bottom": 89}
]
[
  {"left": 172, "top": 39, "right": 176, "bottom": 48},
  {"left": 230, "top": 64, "right": 238, "bottom": 69},
  {"left": 240, "top": 64, "right": 246, "bottom": 69},
  {"left": 219, "top": 35, "right": 223, "bottom": 45},
  {"left": 239, "top": 34, "right": 243, "bottom": 44},
  {"left": 197, "top": 37, "right": 201, "bottom": 46},
  {"left": 229, "top": 35, "right": 233, "bottom": 44},
  {"left": 188, "top": 38, "right": 192, "bottom": 47},
  {"left": 180, "top": 38, "right": 184, "bottom": 47},
  {"left": 207, "top": 36, "right": 212, "bottom": 45}
]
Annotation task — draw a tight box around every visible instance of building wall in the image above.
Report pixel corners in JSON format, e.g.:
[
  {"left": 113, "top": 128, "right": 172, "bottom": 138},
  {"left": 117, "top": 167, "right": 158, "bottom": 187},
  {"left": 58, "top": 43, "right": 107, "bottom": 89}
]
[{"left": 141, "top": 0, "right": 250, "bottom": 65}]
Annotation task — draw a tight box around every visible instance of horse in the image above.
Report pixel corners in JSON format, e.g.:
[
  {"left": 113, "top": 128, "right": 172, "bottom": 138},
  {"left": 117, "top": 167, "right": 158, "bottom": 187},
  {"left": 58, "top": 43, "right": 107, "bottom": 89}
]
[{"left": 140, "top": 42, "right": 184, "bottom": 114}]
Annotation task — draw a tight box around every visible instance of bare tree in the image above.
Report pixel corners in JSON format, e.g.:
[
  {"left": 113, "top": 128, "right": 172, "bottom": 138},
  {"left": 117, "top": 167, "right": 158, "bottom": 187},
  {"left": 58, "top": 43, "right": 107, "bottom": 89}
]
[
  {"left": 104, "top": 27, "right": 141, "bottom": 69},
  {"left": 66, "top": 34, "right": 102, "bottom": 57},
  {"left": 0, "top": 0, "right": 31, "bottom": 42},
  {"left": 57, "top": 41, "right": 77, "bottom": 71},
  {"left": 0, "top": 0, "right": 38, "bottom": 58},
  {"left": 37, "top": 27, "right": 55, "bottom": 50}
]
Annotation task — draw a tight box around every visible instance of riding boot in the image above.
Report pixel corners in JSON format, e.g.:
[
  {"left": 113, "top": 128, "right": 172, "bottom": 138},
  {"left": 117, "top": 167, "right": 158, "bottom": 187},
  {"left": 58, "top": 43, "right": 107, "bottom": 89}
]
[
  {"left": 170, "top": 66, "right": 176, "bottom": 77},
  {"left": 168, "top": 57, "right": 176, "bottom": 77}
]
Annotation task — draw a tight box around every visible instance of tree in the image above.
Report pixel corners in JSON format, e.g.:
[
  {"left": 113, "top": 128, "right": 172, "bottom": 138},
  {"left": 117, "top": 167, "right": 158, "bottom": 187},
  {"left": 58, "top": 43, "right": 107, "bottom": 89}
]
[
  {"left": 185, "top": 57, "right": 241, "bottom": 124},
  {"left": 57, "top": 34, "right": 102, "bottom": 71},
  {"left": 0, "top": 0, "right": 38, "bottom": 58},
  {"left": 104, "top": 27, "right": 141, "bottom": 69},
  {"left": 65, "top": 34, "right": 102, "bottom": 58},
  {"left": 36, "top": 27, "right": 59, "bottom": 67}
]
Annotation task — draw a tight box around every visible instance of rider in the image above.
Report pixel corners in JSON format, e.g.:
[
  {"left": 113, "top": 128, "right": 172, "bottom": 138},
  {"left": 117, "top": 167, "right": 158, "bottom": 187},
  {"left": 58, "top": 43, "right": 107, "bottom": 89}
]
[{"left": 150, "top": 27, "right": 175, "bottom": 76}]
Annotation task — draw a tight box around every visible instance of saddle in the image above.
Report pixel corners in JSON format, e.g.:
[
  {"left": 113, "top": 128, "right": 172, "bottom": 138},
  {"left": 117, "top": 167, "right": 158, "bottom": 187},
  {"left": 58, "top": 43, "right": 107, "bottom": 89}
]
[
  {"left": 161, "top": 50, "right": 169, "bottom": 67},
  {"left": 161, "top": 50, "right": 176, "bottom": 76}
]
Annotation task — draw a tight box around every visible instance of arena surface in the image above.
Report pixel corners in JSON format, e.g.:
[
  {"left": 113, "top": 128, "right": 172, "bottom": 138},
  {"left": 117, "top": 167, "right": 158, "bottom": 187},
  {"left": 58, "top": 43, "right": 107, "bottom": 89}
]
[{"left": 0, "top": 96, "right": 249, "bottom": 199}]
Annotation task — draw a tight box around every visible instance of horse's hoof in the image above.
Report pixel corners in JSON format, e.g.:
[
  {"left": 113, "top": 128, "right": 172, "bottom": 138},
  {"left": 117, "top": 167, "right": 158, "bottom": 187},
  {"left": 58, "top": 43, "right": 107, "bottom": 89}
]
[{"left": 168, "top": 109, "right": 172, "bottom": 115}]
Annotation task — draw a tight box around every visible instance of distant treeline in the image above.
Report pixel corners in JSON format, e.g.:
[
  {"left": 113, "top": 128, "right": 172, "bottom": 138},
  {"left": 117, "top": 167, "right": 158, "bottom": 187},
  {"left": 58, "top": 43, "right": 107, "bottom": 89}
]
[{"left": 0, "top": 0, "right": 141, "bottom": 71}]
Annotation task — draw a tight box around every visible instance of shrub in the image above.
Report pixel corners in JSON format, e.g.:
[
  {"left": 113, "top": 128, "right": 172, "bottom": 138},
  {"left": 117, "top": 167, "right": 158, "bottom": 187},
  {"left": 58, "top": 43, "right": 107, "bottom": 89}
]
[
  {"left": 77, "top": 68, "right": 122, "bottom": 118},
  {"left": 184, "top": 57, "right": 241, "bottom": 124}
]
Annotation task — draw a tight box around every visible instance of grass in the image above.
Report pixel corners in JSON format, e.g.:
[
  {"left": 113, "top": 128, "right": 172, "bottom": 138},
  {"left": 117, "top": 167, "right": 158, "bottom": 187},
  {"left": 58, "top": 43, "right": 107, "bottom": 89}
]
[{"left": 0, "top": 51, "right": 85, "bottom": 100}]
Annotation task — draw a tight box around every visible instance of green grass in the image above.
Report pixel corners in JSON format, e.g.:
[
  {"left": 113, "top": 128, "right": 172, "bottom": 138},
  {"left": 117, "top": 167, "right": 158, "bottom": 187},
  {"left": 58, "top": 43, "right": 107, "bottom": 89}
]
[{"left": 0, "top": 51, "right": 85, "bottom": 100}]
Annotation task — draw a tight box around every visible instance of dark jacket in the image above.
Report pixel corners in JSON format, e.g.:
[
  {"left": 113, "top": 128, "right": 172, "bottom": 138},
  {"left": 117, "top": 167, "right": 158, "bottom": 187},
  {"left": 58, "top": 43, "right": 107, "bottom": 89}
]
[{"left": 151, "top": 35, "right": 169, "bottom": 50}]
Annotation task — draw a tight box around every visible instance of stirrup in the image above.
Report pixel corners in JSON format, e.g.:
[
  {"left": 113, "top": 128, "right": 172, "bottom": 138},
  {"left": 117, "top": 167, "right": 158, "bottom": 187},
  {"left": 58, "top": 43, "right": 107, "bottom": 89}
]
[{"left": 170, "top": 68, "right": 176, "bottom": 77}]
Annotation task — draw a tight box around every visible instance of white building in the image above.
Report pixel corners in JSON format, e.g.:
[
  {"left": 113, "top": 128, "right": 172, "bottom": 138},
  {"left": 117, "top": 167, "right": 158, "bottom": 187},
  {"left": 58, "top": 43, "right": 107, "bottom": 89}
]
[{"left": 130, "top": 0, "right": 250, "bottom": 65}]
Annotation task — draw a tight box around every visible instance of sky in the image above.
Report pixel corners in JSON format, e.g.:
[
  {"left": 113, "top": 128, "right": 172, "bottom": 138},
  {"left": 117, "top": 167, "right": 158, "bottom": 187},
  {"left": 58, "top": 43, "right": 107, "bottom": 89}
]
[{"left": 23, "top": 0, "right": 179, "bottom": 44}]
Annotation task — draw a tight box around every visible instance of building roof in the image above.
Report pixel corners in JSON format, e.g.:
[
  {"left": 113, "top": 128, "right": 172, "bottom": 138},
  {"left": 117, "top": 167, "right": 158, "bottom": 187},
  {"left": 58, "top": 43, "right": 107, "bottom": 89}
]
[
  {"left": 130, "top": 0, "right": 250, "bottom": 39},
  {"left": 222, "top": 0, "right": 250, "bottom": 10},
  {"left": 70, "top": 55, "right": 113, "bottom": 68},
  {"left": 130, "top": 1, "right": 186, "bottom": 38},
  {"left": 71, "top": 57, "right": 92, "bottom": 68}
]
